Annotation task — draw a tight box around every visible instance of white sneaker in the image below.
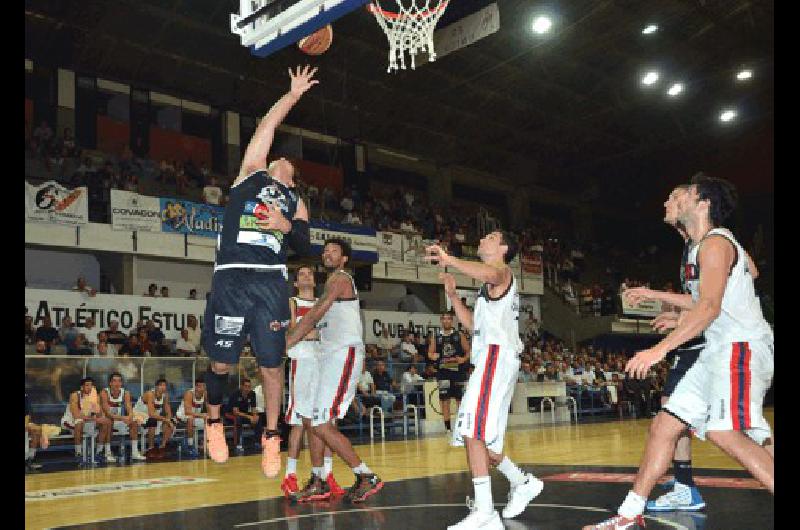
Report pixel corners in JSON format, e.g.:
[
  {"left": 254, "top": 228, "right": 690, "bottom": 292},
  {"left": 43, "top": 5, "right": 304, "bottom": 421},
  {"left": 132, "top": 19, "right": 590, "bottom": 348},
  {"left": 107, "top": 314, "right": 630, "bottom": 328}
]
[
  {"left": 447, "top": 498, "right": 504, "bottom": 530},
  {"left": 131, "top": 452, "right": 147, "bottom": 461},
  {"left": 502, "top": 474, "right": 544, "bottom": 519},
  {"left": 105, "top": 453, "right": 117, "bottom": 463}
]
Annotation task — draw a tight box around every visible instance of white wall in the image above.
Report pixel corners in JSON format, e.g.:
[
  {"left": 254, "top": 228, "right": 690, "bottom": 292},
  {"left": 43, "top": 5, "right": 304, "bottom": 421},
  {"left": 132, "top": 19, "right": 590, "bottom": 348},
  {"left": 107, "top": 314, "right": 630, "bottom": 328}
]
[
  {"left": 25, "top": 248, "right": 100, "bottom": 290},
  {"left": 133, "top": 256, "right": 213, "bottom": 299}
]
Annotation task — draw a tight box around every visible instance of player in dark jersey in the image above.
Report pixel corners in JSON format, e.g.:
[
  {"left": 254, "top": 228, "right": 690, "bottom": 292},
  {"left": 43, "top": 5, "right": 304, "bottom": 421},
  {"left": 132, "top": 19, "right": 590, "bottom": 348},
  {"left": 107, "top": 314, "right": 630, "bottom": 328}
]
[
  {"left": 428, "top": 311, "right": 470, "bottom": 433},
  {"left": 201, "top": 65, "right": 318, "bottom": 477}
]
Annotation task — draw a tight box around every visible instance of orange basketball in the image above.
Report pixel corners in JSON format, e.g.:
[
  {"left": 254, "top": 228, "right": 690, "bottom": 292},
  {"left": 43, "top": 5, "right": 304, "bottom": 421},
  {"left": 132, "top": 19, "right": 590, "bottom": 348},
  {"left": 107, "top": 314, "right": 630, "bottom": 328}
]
[{"left": 298, "top": 24, "right": 333, "bottom": 55}]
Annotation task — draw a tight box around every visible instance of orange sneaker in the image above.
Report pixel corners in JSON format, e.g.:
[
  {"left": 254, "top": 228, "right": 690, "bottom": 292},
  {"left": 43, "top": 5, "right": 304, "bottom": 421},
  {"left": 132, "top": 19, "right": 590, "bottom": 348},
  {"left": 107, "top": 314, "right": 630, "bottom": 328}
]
[
  {"left": 206, "top": 421, "right": 229, "bottom": 463},
  {"left": 327, "top": 473, "right": 346, "bottom": 496},
  {"left": 261, "top": 433, "right": 282, "bottom": 478},
  {"left": 281, "top": 473, "right": 299, "bottom": 498}
]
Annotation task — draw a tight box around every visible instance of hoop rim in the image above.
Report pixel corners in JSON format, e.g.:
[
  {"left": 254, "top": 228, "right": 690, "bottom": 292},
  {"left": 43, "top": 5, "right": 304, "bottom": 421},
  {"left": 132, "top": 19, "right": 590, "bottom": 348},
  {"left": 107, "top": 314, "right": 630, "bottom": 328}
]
[{"left": 367, "top": 0, "right": 449, "bottom": 21}]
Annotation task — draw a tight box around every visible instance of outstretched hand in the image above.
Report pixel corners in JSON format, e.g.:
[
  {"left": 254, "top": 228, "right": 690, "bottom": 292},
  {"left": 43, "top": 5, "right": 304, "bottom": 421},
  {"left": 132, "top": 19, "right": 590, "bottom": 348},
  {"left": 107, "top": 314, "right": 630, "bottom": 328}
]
[
  {"left": 289, "top": 65, "right": 319, "bottom": 97},
  {"left": 423, "top": 244, "right": 452, "bottom": 268}
]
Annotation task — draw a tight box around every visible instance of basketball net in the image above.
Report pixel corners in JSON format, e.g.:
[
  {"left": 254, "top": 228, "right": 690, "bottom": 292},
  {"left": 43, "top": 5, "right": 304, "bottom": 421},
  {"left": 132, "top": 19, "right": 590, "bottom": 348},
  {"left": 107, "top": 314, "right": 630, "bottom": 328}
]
[{"left": 369, "top": 0, "right": 449, "bottom": 73}]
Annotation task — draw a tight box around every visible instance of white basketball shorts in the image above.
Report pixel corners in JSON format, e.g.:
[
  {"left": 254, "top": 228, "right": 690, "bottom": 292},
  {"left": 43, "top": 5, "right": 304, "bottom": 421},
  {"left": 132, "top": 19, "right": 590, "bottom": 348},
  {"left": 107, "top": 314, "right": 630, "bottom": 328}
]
[
  {"left": 453, "top": 344, "right": 520, "bottom": 454},
  {"left": 664, "top": 340, "right": 774, "bottom": 444},
  {"left": 311, "top": 345, "right": 364, "bottom": 427},
  {"left": 285, "top": 353, "right": 321, "bottom": 426}
]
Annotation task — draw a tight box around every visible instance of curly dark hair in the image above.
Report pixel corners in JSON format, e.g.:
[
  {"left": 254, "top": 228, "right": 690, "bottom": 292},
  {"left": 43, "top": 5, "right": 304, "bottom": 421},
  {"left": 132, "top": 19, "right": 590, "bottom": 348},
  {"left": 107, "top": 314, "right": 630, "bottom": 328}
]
[
  {"left": 498, "top": 230, "right": 519, "bottom": 264},
  {"left": 690, "top": 172, "right": 738, "bottom": 227}
]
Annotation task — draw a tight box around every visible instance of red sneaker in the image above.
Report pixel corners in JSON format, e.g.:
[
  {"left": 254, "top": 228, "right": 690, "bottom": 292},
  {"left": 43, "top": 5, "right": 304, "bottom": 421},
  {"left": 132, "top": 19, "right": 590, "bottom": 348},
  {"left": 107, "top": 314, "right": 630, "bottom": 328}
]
[
  {"left": 281, "top": 473, "right": 299, "bottom": 498},
  {"left": 582, "top": 514, "right": 646, "bottom": 529},
  {"left": 327, "top": 473, "right": 346, "bottom": 496}
]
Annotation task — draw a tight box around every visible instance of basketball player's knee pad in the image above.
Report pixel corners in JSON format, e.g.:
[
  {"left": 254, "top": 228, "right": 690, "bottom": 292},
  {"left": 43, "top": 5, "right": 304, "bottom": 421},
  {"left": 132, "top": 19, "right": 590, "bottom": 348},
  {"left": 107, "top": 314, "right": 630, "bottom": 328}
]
[{"left": 205, "top": 367, "right": 229, "bottom": 406}]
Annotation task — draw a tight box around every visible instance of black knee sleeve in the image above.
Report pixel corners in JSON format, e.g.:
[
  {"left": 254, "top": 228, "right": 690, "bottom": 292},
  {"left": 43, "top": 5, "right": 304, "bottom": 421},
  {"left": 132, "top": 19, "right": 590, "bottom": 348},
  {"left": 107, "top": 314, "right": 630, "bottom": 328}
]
[{"left": 205, "top": 366, "right": 229, "bottom": 406}]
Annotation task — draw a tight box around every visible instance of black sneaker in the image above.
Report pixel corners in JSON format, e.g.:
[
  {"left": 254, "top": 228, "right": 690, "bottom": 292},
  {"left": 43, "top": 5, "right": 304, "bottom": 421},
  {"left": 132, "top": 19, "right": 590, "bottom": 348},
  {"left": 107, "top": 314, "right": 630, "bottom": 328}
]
[
  {"left": 344, "top": 473, "right": 384, "bottom": 504},
  {"left": 290, "top": 474, "right": 331, "bottom": 504}
]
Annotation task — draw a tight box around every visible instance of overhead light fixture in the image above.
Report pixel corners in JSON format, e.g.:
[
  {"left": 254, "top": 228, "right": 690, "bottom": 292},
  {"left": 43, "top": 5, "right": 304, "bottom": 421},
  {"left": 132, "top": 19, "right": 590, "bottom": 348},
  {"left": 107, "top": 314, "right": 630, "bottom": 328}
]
[
  {"left": 532, "top": 16, "right": 553, "bottom": 34},
  {"left": 736, "top": 69, "right": 753, "bottom": 81},
  {"left": 719, "top": 109, "right": 738, "bottom": 122},
  {"left": 642, "top": 24, "right": 658, "bottom": 35},
  {"left": 667, "top": 83, "right": 684, "bottom": 97},
  {"left": 641, "top": 71, "right": 660, "bottom": 86}
]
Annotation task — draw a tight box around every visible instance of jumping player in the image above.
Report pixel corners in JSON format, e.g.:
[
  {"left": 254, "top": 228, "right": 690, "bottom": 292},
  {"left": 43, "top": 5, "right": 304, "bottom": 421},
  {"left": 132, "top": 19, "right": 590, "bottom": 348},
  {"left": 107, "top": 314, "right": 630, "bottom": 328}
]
[
  {"left": 424, "top": 232, "right": 544, "bottom": 530},
  {"left": 201, "top": 65, "right": 317, "bottom": 477},
  {"left": 285, "top": 238, "right": 384, "bottom": 504},
  {"left": 281, "top": 265, "right": 345, "bottom": 499},
  {"left": 99, "top": 372, "right": 146, "bottom": 462},
  {"left": 586, "top": 174, "right": 774, "bottom": 529},
  {"left": 176, "top": 378, "right": 208, "bottom": 458},
  {"left": 428, "top": 311, "right": 471, "bottom": 433}
]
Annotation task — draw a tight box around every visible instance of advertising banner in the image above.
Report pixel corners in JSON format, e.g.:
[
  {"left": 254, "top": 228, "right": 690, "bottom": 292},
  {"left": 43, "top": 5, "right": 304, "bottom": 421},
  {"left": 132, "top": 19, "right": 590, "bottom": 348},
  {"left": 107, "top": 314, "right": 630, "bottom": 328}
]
[
  {"left": 376, "top": 231, "right": 403, "bottom": 263},
  {"left": 309, "top": 220, "right": 377, "bottom": 262},
  {"left": 110, "top": 190, "right": 161, "bottom": 232},
  {"left": 25, "top": 180, "right": 88, "bottom": 225},
  {"left": 160, "top": 198, "right": 224, "bottom": 238},
  {"left": 363, "top": 310, "right": 458, "bottom": 343},
  {"left": 25, "top": 289, "right": 206, "bottom": 340},
  {"left": 521, "top": 251, "right": 543, "bottom": 275}
]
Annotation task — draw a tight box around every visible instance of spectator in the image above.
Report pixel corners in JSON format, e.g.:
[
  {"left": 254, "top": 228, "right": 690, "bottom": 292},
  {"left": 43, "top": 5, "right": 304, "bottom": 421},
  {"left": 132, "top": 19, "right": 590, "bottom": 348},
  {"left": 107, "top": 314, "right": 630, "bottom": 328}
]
[
  {"left": 146, "top": 321, "right": 166, "bottom": 355},
  {"left": 344, "top": 210, "right": 362, "bottom": 225},
  {"left": 355, "top": 364, "right": 381, "bottom": 417},
  {"left": 517, "top": 361, "right": 535, "bottom": 383},
  {"left": 376, "top": 325, "right": 399, "bottom": 358},
  {"left": 423, "top": 363, "right": 437, "bottom": 379},
  {"left": 202, "top": 176, "right": 223, "bottom": 205},
  {"left": 372, "top": 361, "right": 398, "bottom": 413},
  {"left": 32, "top": 120, "right": 53, "bottom": 156},
  {"left": 66, "top": 333, "right": 92, "bottom": 356},
  {"left": 59, "top": 316, "right": 76, "bottom": 344},
  {"left": 104, "top": 320, "right": 127, "bottom": 347},
  {"left": 82, "top": 318, "right": 98, "bottom": 347},
  {"left": 158, "top": 159, "right": 175, "bottom": 184},
  {"left": 72, "top": 276, "right": 97, "bottom": 297},
  {"left": 188, "top": 288, "right": 198, "bottom": 300},
  {"left": 175, "top": 161, "right": 189, "bottom": 194},
  {"left": 34, "top": 339, "right": 48, "bottom": 355},
  {"left": 185, "top": 315, "right": 201, "bottom": 351},
  {"left": 399, "top": 333, "right": 418, "bottom": 362},
  {"left": 160, "top": 286, "right": 169, "bottom": 298},
  {"left": 137, "top": 329, "right": 154, "bottom": 356},
  {"left": 143, "top": 283, "right": 158, "bottom": 297},
  {"left": 401, "top": 364, "right": 424, "bottom": 395},
  {"left": 60, "top": 127, "right": 78, "bottom": 158},
  {"left": 340, "top": 192, "right": 354, "bottom": 214},
  {"left": 25, "top": 316, "right": 36, "bottom": 345},
  {"left": 119, "top": 335, "right": 143, "bottom": 357},
  {"left": 226, "top": 378, "right": 263, "bottom": 452},
  {"left": 93, "top": 331, "right": 117, "bottom": 357},
  {"left": 175, "top": 328, "right": 197, "bottom": 356}
]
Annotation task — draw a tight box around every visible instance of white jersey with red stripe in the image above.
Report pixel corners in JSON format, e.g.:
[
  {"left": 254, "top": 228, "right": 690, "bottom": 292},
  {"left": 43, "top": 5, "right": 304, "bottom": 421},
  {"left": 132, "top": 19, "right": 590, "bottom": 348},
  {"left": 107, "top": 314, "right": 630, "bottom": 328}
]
[
  {"left": 176, "top": 388, "right": 206, "bottom": 420},
  {"left": 471, "top": 274, "right": 524, "bottom": 364},
  {"left": 288, "top": 296, "right": 319, "bottom": 359},
  {"left": 104, "top": 387, "right": 126, "bottom": 416},
  {"left": 318, "top": 271, "right": 363, "bottom": 354},
  {"left": 685, "top": 227, "right": 773, "bottom": 349}
]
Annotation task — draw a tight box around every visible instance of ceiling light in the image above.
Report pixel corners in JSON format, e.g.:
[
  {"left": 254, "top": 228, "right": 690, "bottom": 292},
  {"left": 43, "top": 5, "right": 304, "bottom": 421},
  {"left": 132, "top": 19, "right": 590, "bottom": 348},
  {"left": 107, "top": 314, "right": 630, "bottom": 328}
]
[
  {"left": 736, "top": 69, "right": 753, "bottom": 81},
  {"left": 642, "top": 24, "right": 658, "bottom": 35},
  {"left": 719, "top": 109, "right": 738, "bottom": 122},
  {"left": 532, "top": 16, "right": 553, "bottom": 34},
  {"left": 667, "top": 83, "right": 684, "bottom": 96},
  {"left": 641, "top": 71, "right": 659, "bottom": 86}
]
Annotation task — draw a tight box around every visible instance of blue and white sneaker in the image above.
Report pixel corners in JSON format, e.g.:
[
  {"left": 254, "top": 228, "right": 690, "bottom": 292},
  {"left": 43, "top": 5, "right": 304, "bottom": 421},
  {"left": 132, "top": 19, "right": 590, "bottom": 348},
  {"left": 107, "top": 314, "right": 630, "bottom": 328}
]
[{"left": 646, "top": 482, "right": 705, "bottom": 512}]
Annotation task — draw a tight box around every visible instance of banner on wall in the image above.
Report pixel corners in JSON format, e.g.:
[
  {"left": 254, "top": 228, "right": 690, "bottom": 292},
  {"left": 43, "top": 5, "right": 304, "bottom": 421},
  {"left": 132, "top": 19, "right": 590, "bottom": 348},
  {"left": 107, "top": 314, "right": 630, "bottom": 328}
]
[
  {"left": 309, "top": 220, "right": 377, "bottom": 262},
  {"left": 160, "top": 198, "right": 224, "bottom": 238},
  {"left": 620, "top": 296, "right": 663, "bottom": 318},
  {"left": 376, "top": 231, "right": 403, "bottom": 263},
  {"left": 521, "top": 251, "right": 543, "bottom": 275},
  {"left": 25, "top": 181, "right": 89, "bottom": 225},
  {"left": 363, "top": 310, "right": 454, "bottom": 343},
  {"left": 110, "top": 190, "right": 161, "bottom": 232},
  {"left": 25, "top": 289, "right": 206, "bottom": 341}
]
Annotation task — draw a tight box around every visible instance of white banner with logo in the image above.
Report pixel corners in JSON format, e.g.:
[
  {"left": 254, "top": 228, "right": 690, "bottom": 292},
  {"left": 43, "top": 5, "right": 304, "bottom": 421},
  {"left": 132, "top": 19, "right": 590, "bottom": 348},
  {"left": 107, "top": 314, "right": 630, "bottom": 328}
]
[
  {"left": 376, "top": 231, "right": 403, "bottom": 263},
  {"left": 110, "top": 190, "right": 162, "bottom": 232},
  {"left": 309, "top": 221, "right": 378, "bottom": 262},
  {"left": 363, "top": 310, "right": 452, "bottom": 343},
  {"left": 25, "top": 180, "right": 88, "bottom": 225},
  {"left": 25, "top": 289, "right": 206, "bottom": 340},
  {"left": 620, "top": 296, "right": 663, "bottom": 318}
]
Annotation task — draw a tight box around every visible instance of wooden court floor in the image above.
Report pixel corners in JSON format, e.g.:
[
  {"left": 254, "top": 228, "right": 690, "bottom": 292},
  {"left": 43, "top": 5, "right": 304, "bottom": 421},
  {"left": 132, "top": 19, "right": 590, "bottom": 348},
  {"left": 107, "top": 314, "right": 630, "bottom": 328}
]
[{"left": 25, "top": 409, "right": 774, "bottom": 529}]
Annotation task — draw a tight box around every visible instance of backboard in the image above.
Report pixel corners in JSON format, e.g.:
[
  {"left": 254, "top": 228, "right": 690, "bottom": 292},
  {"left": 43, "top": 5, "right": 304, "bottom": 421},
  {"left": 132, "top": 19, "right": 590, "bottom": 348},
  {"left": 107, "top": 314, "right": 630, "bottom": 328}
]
[{"left": 230, "top": 0, "right": 370, "bottom": 58}]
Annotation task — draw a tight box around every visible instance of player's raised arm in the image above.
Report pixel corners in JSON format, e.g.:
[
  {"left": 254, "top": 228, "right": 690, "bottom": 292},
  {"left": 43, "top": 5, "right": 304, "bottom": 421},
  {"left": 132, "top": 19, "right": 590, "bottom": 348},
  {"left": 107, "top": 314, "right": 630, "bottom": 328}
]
[
  {"left": 235, "top": 65, "right": 319, "bottom": 186},
  {"left": 424, "top": 244, "right": 507, "bottom": 287},
  {"left": 623, "top": 287, "right": 694, "bottom": 311},
  {"left": 428, "top": 331, "right": 439, "bottom": 361},
  {"left": 440, "top": 272, "right": 474, "bottom": 333},
  {"left": 286, "top": 272, "right": 349, "bottom": 349}
]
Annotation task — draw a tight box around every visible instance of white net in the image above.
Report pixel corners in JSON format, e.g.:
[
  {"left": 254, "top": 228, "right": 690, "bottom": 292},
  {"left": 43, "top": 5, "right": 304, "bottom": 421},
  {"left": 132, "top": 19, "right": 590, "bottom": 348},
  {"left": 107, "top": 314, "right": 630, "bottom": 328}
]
[{"left": 369, "top": 0, "right": 450, "bottom": 73}]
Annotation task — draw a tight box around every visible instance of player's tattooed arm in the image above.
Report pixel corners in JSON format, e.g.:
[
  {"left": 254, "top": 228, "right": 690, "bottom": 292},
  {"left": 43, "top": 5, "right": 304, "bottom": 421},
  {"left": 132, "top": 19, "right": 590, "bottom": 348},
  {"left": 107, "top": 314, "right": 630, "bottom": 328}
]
[{"left": 286, "top": 272, "right": 349, "bottom": 350}]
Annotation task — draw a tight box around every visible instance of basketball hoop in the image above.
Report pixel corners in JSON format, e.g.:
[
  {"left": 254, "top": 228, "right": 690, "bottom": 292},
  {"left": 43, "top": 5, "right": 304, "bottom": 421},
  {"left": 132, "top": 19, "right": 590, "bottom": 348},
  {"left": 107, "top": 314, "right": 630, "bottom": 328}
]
[{"left": 368, "top": 0, "right": 449, "bottom": 73}]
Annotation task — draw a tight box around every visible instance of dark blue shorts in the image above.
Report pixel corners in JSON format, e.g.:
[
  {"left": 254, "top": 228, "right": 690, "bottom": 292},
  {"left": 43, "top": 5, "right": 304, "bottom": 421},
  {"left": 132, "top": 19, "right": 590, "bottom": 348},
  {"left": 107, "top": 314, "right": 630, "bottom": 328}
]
[
  {"left": 201, "top": 268, "right": 290, "bottom": 368},
  {"left": 663, "top": 346, "right": 702, "bottom": 396}
]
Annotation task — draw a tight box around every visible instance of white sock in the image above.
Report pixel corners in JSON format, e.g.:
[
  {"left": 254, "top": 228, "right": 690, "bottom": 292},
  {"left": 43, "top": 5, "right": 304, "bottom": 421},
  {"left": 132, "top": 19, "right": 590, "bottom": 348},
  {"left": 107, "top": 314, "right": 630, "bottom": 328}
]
[
  {"left": 28, "top": 448, "right": 36, "bottom": 460},
  {"left": 286, "top": 458, "right": 297, "bottom": 476},
  {"left": 312, "top": 466, "right": 325, "bottom": 479},
  {"left": 496, "top": 456, "right": 527, "bottom": 487},
  {"left": 473, "top": 476, "right": 494, "bottom": 515},
  {"left": 131, "top": 444, "right": 141, "bottom": 456},
  {"left": 105, "top": 443, "right": 112, "bottom": 454},
  {"left": 75, "top": 445, "right": 82, "bottom": 456},
  {"left": 352, "top": 462, "right": 371, "bottom": 475},
  {"left": 618, "top": 490, "right": 646, "bottom": 519},
  {"left": 187, "top": 437, "right": 194, "bottom": 447},
  {"left": 324, "top": 456, "right": 333, "bottom": 477}
]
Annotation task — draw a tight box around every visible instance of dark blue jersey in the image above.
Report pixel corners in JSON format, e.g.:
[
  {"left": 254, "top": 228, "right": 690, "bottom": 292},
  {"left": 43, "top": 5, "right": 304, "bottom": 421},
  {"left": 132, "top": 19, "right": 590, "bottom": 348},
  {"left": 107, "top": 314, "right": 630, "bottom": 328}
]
[{"left": 214, "top": 170, "right": 299, "bottom": 270}]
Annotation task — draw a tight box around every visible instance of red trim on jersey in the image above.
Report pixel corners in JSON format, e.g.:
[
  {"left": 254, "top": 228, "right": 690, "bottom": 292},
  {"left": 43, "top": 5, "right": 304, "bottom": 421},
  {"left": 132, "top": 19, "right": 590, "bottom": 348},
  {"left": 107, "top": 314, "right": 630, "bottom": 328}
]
[
  {"left": 296, "top": 306, "right": 312, "bottom": 318},
  {"left": 730, "top": 343, "right": 740, "bottom": 431},
  {"left": 473, "top": 345, "right": 499, "bottom": 440},
  {"left": 331, "top": 347, "right": 356, "bottom": 418},
  {"left": 284, "top": 359, "right": 298, "bottom": 423},
  {"left": 743, "top": 342, "right": 752, "bottom": 429}
]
